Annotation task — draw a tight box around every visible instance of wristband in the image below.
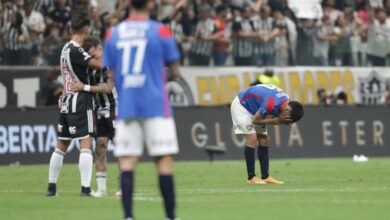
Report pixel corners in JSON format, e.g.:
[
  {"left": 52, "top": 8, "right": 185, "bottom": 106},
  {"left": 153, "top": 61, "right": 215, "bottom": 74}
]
[{"left": 84, "top": 85, "right": 91, "bottom": 92}]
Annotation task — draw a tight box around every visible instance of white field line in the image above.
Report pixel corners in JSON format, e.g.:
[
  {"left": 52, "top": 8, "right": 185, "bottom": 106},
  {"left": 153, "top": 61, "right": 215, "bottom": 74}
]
[
  {"left": 0, "top": 189, "right": 389, "bottom": 204},
  {"left": 2, "top": 187, "right": 390, "bottom": 194},
  {"left": 176, "top": 187, "right": 390, "bottom": 194}
]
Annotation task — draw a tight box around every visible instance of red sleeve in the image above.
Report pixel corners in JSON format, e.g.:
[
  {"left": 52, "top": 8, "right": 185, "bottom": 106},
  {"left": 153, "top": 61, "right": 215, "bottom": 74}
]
[
  {"left": 159, "top": 25, "right": 173, "bottom": 38},
  {"left": 266, "top": 98, "right": 275, "bottom": 113},
  {"left": 105, "top": 27, "right": 113, "bottom": 41}
]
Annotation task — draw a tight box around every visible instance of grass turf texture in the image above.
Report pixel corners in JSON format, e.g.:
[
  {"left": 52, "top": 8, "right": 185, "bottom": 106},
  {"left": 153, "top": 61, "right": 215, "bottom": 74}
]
[{"left": 1, "top": 158, "right": 390, "bottom": 220}]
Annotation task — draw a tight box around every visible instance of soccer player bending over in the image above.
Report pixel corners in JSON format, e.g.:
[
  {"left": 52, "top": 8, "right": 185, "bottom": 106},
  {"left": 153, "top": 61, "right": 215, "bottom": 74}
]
[
  {"left": 231, "top": 84, "right": 304, "bottom": 185},
  {"left": 70, "top": 36, "right": 116, "bottom": 197},
  {"left": 46, "top": 15, "right": 102, "bottom": 196},
  {"left": 103, "top": 0, "right": 181, "bottom": 219}
]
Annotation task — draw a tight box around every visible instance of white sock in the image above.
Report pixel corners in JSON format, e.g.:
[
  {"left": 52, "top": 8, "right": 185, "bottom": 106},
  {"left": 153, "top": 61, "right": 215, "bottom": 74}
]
[
  {"left": 79, "top": 149, "right": 93, "bottom": 187},
  {"left": 96, "top": 172, "right": 107, "bottom": 192},
  {"left": 48, "top": 148, "right": 65, "bottom": 183}
]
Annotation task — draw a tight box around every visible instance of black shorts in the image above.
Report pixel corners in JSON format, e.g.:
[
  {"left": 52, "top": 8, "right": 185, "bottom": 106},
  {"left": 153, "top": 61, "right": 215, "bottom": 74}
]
[
  {"left": 96, "top": 110, "right": 116, "bottom": 139},
  {"left": 57, "top": 109, "right": 95, "bottom": 140}
]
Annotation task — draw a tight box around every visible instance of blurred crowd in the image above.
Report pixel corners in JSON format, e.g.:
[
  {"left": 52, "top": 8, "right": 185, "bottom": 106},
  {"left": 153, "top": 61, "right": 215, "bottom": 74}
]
[{"left": 2, "top": 0, "right": 390, "bottom": 67}]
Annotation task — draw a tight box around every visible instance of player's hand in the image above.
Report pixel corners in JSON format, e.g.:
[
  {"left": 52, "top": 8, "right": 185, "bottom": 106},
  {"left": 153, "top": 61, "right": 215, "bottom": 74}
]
[
  {"left": 278, "top": 115, "right": 292, "bottom": 125},
  {"left": 58, "top": 95, "right": 63, "bottom": 110},
  {"left": 69, "top": 80, "right": 85, "bottom": 92}
]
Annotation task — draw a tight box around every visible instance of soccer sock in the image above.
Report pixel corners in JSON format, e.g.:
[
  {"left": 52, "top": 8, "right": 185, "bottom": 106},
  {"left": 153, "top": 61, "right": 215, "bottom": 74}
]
[
  {"left": 159, "top": 175, "right": 175, "bottom": 220},
  {"left": 258, "top": 146, "right": 269, "bottom": 179},
  {"left": 121, "top": 171, "right": 134, "bottom": 219},
  {"left": 96, "top": 172, "right": 107, "bottom": 192},
  {"left": 48, "top": 148, "right": 65, "bottom": 183},
  {"left": 244, "top": 146, "right": 256, "bottom": 180},
  {"left": 79, "top": 149, "right": 93, "bottom": 187}
]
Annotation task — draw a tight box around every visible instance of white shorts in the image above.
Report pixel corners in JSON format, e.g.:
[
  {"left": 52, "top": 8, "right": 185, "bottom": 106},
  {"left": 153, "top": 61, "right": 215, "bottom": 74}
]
[
  {"left": 231, "top": 97, "right": 267, "bottom": 135},
  {"left": 114, "top": 117, "right": 179, "bottom": 157}
]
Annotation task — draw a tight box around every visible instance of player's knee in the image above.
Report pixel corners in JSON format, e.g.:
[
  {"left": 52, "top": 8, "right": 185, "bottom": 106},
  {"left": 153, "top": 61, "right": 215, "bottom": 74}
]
[
  {"left": 96, "top": 138, "right": 108, "bottom": 150},
  {"left": 57, "top": 140, "right": 70, "bottom": 152},
  {"left": 155, "top": 155, "right": 173, "bottom": 175},
  {"left": 257, "top": 134, "right": 269, "bottom": 146},
  {"left": 245, "top": 134, "right": 258, "bottom": 148},
  {"left": 79, "top": 137, "right": 93, "bottom": 149}
]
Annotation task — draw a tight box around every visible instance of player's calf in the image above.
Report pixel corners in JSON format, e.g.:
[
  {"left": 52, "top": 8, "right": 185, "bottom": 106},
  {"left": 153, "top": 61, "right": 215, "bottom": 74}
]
[{"left": 94, "top": 137, "right": 108, "bottom": 196}]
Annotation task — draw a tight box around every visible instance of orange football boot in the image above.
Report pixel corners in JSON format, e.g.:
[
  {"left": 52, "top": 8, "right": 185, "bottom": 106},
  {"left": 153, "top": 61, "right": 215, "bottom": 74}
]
[
  {"left": 246, "top": 176, "right": 267, "bottom": 185},
  {"left": 262, "top": 176, "right": 284, "bottom": 184}
]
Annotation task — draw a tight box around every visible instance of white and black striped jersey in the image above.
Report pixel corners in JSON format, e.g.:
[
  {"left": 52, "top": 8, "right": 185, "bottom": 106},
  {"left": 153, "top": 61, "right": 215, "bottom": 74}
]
[
  {"left": 232, "top": 18, "right": 255, "bottom": 58},
  {"left": 59, "top": 40, "right": 93, "bottom": 114},
  {"left": 89, "top": 68, "right": 117, "bottom": 116},
  {"left": 2, "top": 23, "right": 29, "bottom": 51},
  {"left": 33, "top": 0, "right": 55, "bottom": 16},
  {"left": 254, "top": 17, "right": 276, "bottom": 55},
  {"left": 189, "top": 18, "right": 215, "bottom": 56}
]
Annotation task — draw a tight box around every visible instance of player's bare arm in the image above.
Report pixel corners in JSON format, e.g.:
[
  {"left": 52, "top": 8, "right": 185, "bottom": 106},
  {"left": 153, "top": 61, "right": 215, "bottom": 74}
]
[
  {"left": 70, "top": 77, "right": 113, "bottom": 94},
  {"left": 252, "top": 111, "right": 292, "bottom": 125},
  {"left": 167, "top": 61, "right": 180, "bottom": 80}
]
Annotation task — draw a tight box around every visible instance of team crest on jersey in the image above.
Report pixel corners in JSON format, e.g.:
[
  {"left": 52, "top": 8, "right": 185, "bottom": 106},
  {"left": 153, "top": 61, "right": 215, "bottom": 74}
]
[
  {"left": 69, "top": 126, "right": 76, "bottom": 135},
  {"left": 246, "top": 125, "right": 254, "bottom": 131},
  {"left": 233, "top": 125, "right": 241, "bottom": 130}
]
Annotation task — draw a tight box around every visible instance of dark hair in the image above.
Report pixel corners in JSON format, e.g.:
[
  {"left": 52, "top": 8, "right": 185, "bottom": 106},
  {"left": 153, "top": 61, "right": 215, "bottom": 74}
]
[
  {"left": 83, "top": 36, "right": 101, "bottom": 52},
  {"left": 289, "top": 101, "right": 304, "bottom": 123},
  {"left": 216, "top": 5, "right": 227, "bottom": 14},
  {"left": 131, "top": 0, "right": 149, "bottom": 10},
  {"left": 11, "top": 11, "right": 24, "bottom": 35},
  {"left": 70, "top": 14, "right": 90, "bottom": 33},
  {"left": 317, "top": 88, "right": 326, "bottom": 97},
  {"left": 375, "top": 8, "right": 386, "bottom": 15},
  {"left": 337, "top": 91, "right": 347, "bottom": 102}
]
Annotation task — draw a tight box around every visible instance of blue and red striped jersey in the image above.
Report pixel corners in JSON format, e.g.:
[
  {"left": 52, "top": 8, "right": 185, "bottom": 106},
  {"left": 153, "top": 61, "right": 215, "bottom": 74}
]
[
  {"left": 103, "top": 18, "right": 180, "bottom": 119},
  {"left": 238, "top": 84, "right": 289, "bottom": 117}
]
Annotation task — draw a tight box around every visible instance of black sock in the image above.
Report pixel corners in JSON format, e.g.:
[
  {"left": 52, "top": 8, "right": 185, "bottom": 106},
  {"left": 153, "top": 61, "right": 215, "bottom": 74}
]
[
  {"left": 258, "top": 146, "right": 269, "bottom": 179},
  {"left": 244, "top": 146, "right": 256, "bottom": 180},
  {"left": 121, "top": 171, "right": 134, "bottom": 219},
  {"left": 159, "top": 175, "right": 175, "bottom": 220}
]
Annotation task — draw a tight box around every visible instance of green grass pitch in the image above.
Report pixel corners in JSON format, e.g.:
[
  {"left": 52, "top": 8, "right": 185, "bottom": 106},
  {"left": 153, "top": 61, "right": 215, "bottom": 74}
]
[{"left": 1, "top": 158, "right": 390, "bottom": 220}]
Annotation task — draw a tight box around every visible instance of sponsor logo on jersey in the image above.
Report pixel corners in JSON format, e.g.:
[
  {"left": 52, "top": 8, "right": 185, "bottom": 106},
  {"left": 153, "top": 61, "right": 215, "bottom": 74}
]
[{"left": 69, "top": 126, "right": 76, "bottom": 135}]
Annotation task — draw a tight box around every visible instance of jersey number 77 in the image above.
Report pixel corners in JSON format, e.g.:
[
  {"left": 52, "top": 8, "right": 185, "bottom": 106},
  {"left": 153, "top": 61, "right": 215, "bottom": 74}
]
[{"left": 116, "top": 39, "right": 147, "bottom": 88}]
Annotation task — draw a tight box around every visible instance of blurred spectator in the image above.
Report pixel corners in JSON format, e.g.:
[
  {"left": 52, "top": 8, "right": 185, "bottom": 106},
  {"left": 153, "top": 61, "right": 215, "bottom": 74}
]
[
  {"left": 253, "top": 4, "right": 279, "bottom": 66},
  {"left": 41, "top": 24, "right": 62, "bottom": 65},
  {"left": 334, "top": 14, "right": 352, "bottom": 66},
  {"left": 1, "top": 0, "right": 390, "bottom": 67},
  {"left": 232, "top": 5, "right": 256, "bottom": 66},
  {"left": 23, "top": 0, "right": 45, "bottom": 65},
  {"left": 2, "top": 10, "right": 29, "bottom": 65},
  {"left": 189, "top": 5, "right": 215, "bottom": 66},
  {"left": 366, "top": 8, "right": 390, "bottom": 66},
  {"left": 313, "top": 7, "right": 339, "bottom": 66},
  {"left": 159, "top": 0, "right": 175, "bottom": 20},
  {"left": 39, "top": 67, "right": 63, "bottom": 106},
  {"left": 296, "top": 19, "right": 315, "bottom": 65},
  {"left": 317, "top": 88, "right": 330, "bottom": 106},
  {"left": 212, "top": 5, "right": 230, "bottom": 66},
  {"left": 336, "top": 91, "right": 348, "bottom": 105},
  {"left": 162, "top": 0, "right": 188, "bottom": 64},
  {"left": 251, "top": 69, "right": 280, "bottom": 87},
  {"left": 380, "top": 84, "right": 390, "bottom": 105},
  {"left": 273, "top": 13, "right": 289, "bottom": 66},
  {"left": 47, "top": 0, "right": 71, "bottom": 34},
  {"left": 89, "top": 6, "right": 101, "bottom": 37},
  {"left": 72, "top": 0, "right": 90, "bottom": 15},
  {"left": 33, "top": 0, "right": 55, "bottom": 16}
]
